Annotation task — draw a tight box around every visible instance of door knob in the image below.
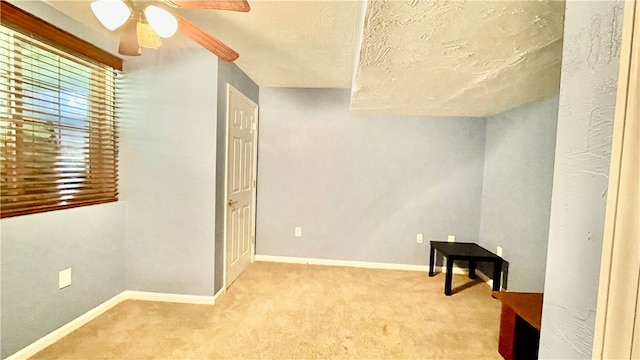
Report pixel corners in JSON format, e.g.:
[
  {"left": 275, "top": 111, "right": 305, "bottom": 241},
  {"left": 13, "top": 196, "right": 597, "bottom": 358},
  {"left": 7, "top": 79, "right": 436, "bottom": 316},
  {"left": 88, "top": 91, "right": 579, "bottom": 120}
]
[{"left": 228, "top": 199, "right": 238, "bottom": 206}]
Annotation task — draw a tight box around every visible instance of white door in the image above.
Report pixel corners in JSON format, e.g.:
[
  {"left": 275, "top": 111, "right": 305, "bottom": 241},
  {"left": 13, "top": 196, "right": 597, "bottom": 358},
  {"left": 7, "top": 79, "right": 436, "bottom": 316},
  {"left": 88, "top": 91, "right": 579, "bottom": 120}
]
[{"left": 225, "top": 84, "right": 258, "bottom": 288}]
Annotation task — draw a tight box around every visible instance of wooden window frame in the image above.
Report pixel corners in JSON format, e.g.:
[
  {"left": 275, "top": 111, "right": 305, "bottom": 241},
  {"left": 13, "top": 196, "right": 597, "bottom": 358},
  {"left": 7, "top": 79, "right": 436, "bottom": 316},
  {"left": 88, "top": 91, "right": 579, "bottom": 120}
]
[
  {"left": 0, "top": 1, "right": 122, "bottom": 71},
  {"left": 1, "top": 1, "right": 122, "bottom": 218}
]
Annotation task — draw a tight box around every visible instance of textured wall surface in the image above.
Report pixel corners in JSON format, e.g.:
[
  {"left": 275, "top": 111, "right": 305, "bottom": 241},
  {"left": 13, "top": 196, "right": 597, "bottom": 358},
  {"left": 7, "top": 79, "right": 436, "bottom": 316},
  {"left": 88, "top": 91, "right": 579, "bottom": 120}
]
[
  {"left": 351, "top": 0, "right": 565, "bottom": 116},
  {"left": 119, "top": 48, "right": 218, "bottom": 296},
  {"left": 0, "top": 2, "right": 126, "bottom": 358},
  {"left": 539, "top": 1, "right": 623, "bottom": 358},
  {"left": 215, "top": 62, "right": 259, "bottom": 293},
  {"left": 256, "top": 88, "right": 486, "bottom": 264},
  {"left": 479, "top": 96, "right": 559, "bottom": 292}
]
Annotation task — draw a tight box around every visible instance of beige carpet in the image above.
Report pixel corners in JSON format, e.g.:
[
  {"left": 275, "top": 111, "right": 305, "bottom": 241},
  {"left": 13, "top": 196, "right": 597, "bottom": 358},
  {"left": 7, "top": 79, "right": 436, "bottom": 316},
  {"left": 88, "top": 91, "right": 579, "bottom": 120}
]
[{"left": 32, "top": 262, "right": 502, "bottom": 359}]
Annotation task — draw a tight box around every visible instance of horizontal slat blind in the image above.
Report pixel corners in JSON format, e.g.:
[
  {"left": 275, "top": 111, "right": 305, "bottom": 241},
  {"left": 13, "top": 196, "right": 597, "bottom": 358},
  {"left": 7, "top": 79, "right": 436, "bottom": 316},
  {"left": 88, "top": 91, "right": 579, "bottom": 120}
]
[{"left": 1, "top": 24, "right": 118, "bottom": 218}]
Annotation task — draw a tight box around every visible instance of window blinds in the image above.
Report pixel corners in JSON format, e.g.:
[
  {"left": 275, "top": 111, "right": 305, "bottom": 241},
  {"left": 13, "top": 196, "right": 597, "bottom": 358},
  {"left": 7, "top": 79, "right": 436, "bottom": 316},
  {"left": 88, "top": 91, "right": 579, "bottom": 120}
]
[{"left": 0, "top": 24, "right": 118, "bottom": 218}]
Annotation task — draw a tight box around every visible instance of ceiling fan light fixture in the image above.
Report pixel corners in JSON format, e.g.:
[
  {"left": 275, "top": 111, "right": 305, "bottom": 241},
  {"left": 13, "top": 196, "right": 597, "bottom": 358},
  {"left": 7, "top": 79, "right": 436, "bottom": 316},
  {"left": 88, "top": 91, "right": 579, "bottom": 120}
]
[
  {"left": 90, "top": 0, "right": 131, "bottom": 31},
  {"left": 137, "top": 22, "right": 163, "bottom": 49},
  {"left": 144, "top": 5, "right": 178, "bottom": 38}
]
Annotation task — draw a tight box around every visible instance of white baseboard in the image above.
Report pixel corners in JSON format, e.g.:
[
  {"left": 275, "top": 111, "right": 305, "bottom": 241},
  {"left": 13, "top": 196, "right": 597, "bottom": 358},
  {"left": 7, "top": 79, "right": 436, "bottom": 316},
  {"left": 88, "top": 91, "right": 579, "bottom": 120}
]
[
  {"left": 124, "top": 290, "right": 217, "bottom": 305},
  {"left": 255, "top": 254, "right": 495, "bottom": 288},
  {"left": 6, "top": 289, "right": 221, "bottom": 360},
  {"left": 442, "top": 266, "right": 497, "bottom": 289},
  {"left": 474, "top": 269, "right": 501, "bottom": 290},
  {"left": 447, "top": 265, "right": 470, "bottom": 275},
  {"left": 254, "top": 254, "right": 480, "bottom": 275},
  {"left": 213, "top": 287, "right": 225, "bottom": 302},
  {"left": 255, "top": 254, "right": 430, "bottom": 272},
  {"left": 6, "top": 292, "right": 128, "bottom": 360}
]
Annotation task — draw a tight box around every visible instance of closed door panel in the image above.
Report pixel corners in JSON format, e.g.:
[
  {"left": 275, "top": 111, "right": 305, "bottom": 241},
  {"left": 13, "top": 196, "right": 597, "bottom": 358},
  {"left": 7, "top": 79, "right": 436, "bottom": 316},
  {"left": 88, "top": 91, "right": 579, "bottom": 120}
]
[{"left": 226, "top": 85, "right": 257, "bottom": 287}]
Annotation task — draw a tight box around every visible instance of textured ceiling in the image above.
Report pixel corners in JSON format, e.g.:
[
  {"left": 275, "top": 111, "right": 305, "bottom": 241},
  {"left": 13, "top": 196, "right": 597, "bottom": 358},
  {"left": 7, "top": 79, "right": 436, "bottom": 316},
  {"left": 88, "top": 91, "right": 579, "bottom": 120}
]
[
  {"left": 41, "top": 0, "right": 565, "bottom": 116},
  {"left": 351, "top": 0, "right": 565, "bottom": 116}
]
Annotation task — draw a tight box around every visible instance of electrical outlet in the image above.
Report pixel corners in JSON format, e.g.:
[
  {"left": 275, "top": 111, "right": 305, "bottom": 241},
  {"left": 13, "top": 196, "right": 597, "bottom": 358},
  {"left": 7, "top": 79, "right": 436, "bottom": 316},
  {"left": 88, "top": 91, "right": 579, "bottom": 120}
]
[
  {"left": 496, "top": 246, "right": 503, "bottom": 257},
  {"left": 416, "top": 233, "right": 423, "bottom": 244},
  {"left": 59, "top": 268, "right": 71, "bottom": 289},
  {"left": 447, "top": 235, "right": 455, "bottom": 243},
  {"left": 294, "top": 226, "right": 302, "bottom": 237}
]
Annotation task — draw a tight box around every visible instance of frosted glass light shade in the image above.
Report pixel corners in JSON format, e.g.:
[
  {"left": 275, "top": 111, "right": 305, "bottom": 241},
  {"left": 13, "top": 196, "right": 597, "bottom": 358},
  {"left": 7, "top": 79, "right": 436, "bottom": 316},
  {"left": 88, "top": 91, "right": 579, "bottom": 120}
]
[
  {"left": 90, "top": 0, "right": 131, "bottom": 31},
  {"left": 137, "top": 22, "right": 162, "bottom": 49},
  {"left": 144, "top": 6, "right": 178, "bottom": 38}
]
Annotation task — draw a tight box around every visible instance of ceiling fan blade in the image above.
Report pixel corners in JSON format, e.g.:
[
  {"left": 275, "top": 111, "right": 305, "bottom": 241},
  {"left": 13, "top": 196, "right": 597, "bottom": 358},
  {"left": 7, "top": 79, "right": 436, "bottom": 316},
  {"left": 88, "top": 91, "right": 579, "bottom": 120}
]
[
  {"left": 177, "top": 16, "right": 239, "bottom": 62},
  {"left": 165, "top": 0, "right": 249, "bottom": 12},
  {"left": 118, "top": 17, "right": 142, "bottom": 56}
]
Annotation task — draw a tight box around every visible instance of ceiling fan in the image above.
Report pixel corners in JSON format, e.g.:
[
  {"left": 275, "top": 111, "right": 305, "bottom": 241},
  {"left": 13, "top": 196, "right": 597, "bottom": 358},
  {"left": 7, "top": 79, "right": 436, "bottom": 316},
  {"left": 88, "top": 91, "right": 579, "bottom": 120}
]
[{"left": 90, "top": 0, "right": 249, "bottom": 62}]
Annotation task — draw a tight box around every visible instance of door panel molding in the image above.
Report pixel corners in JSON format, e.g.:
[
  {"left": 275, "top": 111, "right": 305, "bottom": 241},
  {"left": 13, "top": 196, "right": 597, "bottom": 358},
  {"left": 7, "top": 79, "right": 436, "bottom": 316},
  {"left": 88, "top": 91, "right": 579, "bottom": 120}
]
[{"left": 223, "top": 83, "right": 259, "bottom": 289}]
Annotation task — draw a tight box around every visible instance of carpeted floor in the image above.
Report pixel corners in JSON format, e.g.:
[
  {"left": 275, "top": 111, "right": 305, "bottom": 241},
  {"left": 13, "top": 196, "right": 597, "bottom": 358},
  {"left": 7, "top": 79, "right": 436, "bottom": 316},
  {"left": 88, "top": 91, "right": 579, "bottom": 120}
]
[{"left": 32, "top": 262, "right": 502, "bottom": 359}]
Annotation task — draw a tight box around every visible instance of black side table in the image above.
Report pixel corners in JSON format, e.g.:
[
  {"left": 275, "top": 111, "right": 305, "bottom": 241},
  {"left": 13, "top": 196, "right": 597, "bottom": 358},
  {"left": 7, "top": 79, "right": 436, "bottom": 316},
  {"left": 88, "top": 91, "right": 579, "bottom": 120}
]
[{"left": 429, "top": 241, "right": 503, "bottom": 296}]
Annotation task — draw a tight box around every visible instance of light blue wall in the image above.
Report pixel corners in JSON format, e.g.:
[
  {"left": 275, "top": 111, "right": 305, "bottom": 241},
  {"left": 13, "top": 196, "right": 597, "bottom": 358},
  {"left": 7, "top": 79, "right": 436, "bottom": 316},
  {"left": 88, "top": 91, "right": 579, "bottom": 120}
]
[
  {"left": 1, "top": 204, "right": 126, "bottom": 358},
  {"left": 119, "top": 48, "right": 219, "bottom": 296},
  {"left": 256, "top": 88, "right": 486, "bottom": 265},
  {"left": 479, "top": 96, "right": 559, "bottom": 292},
  {"left": 0, "top": 2, "right": 126, "bottom": 358},
  {"left": 539, "top": 0, "right": 623, "bottom": 357},
  {"left": 1, "top": 1, "right": 626, "bottom": 358},
  {"left": 215, "top": 62, "right": 258, "bottom": 292}
]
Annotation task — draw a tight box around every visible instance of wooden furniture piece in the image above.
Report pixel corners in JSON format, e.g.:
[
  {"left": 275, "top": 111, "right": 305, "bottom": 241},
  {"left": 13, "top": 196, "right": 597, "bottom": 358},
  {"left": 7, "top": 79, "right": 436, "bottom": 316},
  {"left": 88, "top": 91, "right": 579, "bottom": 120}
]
[
  {"left": 492, "top": 291, "right": 543, "bottom": 360},
  {"left": 429, "top": 241, "right": 503, "bottom": 296}
]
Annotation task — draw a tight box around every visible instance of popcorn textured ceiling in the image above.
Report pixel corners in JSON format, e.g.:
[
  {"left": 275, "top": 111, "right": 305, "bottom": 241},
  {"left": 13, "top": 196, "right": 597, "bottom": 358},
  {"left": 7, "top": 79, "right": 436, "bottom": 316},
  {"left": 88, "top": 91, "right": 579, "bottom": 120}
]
[
  {"left": 350, "top": 0, "right": 565, "bottom": 117},
  {"left": 42, "top": 0, "right": 565, "bottom": 116}
]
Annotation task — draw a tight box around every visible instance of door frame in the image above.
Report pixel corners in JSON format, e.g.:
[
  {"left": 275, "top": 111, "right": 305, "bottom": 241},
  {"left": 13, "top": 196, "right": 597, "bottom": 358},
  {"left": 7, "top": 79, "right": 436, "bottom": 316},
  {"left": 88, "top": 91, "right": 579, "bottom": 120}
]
[
  {"left": 593, "top": 0, "right": 639, "bottom": 357},
  {"left": 222, "top": 83, "right": 259, "bottom": 290}
]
